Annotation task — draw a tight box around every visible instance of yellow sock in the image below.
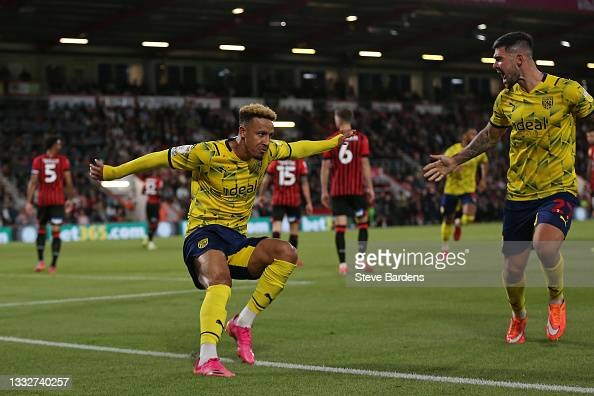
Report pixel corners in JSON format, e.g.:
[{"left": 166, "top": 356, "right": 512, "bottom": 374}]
[
  {"left": 542, "top": 254, "right": 564, "bottom": 301},
  {"left": 441, "top": 221, "right": 452, "bottom": 242},
  {"left": 503, "top": 272, "right": 526, "bottom": 317},
  {"left": 200, "top": 284, "right": 231, "bottom": 345},
  {"left": 247, "top": 259, "right": 296, "bottom": 314},
  {"left": 461, "top": 214, "right": 475, "bottom": 225}
]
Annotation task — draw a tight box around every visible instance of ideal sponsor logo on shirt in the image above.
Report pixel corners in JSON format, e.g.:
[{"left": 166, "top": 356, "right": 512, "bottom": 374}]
[
  {"left": 512, "top": 117, "right": 548, "bottom": 132},
  {"left": 223, "top": 182, "right": 257, "bottom": 197}
]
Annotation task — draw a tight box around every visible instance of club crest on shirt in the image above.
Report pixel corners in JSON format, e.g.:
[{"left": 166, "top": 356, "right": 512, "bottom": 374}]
[
  {"left": 542, "top": 96, "right": 553, "bottom": 110},
  {"left": 541, "top": 96, "right": 553, "bottom": 109},
  {"left": 198, "top": 238, "right": 208, "bottom": 249}
]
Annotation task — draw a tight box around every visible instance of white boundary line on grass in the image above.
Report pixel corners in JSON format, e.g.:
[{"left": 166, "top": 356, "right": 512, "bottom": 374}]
[
  {"left": 0, "top": 280, "right": 313, "bottom": 308},
  {"left": 0, "top": 273, "right": 314, "bottom": 285},
  {"left": 0, "top": 274, "right": 189, "bottom": 282},
  {"left": 0, "top": 336, "right": 593, "bottom": 394},
  {"left": 0, "top": 290, "right": 196, "bottom": 308}
]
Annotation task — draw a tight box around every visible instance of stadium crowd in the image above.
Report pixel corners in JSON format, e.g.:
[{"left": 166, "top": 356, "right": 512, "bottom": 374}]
[{"left": 1, "top": 97, "right": 591, "bottom": 228}]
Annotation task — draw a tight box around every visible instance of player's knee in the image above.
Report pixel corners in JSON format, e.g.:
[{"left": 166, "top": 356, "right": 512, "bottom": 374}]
[
  {"left": 533, "top": 242, "right": 559, "bottom": 267},
  {"left": 202, "top": 270, "right": 232, "bottom": 287},
  {"left": 503, "top": 268, "right": 524, "bottom": 284},
  {"left": 270, "top": 240, "right": 298, "bottom": 264}
]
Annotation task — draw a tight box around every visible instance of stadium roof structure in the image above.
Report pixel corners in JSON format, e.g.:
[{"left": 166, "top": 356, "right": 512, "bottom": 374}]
[{"left": 1, "top": 0, "right": 594, "bottom": 75}]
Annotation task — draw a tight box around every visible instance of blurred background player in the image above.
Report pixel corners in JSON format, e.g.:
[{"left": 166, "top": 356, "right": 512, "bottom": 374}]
[
  {"left": 140, "top": 171, "right": 163, "bottom": 250},
  {"left": 440, "top": 128, "right": 489, "bottom": 251},
  {"left": 258, "top": 158, "right": 313, "bottom": 249},
  {"left": 25, "top": 136, "right": 74, "bottom": 273},
  {"left": 587, "top": 130, "right": 594, "bottom": 216},
  {"left": 321, "top": 108, "right": 374, "bottom": 274}
]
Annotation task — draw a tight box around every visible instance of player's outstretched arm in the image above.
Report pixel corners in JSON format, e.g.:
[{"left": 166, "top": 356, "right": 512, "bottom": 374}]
[
  {"left": 288, "top": 129, "right": 353, "bottom": 159},
  {"left": 424, "top": 123, "right": 506, "bottom": 182},
  {"left": 89, "top": 150, "right": 169, "bottom": 181}
]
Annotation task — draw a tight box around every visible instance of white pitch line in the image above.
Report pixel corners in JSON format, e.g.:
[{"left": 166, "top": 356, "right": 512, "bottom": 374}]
[
  {"left": 252, "top": 361, "right": 594, "bottom": 394},
  {"left": 0, "top": 290, "right": 196, "bottom": 308},
  {"left": 0, "top": 281, "right": 313, "bottom": 308},
  {"left": 0, "top": 336, "right": 592, "bottom": 394},
  {"left": 0, "top": 273, "right": 314, "bottom": 285},
  {"left": 0, "top": 274, "right": 190, "bottom": 282},
  {"left": 0, "top": 336, "right": 191, "bottom": 360}
]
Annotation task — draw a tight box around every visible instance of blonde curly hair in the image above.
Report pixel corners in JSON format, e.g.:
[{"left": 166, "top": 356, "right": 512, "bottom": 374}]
[{"left": 239, "top": 103, "right": 277, "bottom": 126}]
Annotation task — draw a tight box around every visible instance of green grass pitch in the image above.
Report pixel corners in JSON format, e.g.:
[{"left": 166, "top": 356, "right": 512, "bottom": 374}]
[{"left": 1, "top": 221, "right": 594, "bottom": 395}]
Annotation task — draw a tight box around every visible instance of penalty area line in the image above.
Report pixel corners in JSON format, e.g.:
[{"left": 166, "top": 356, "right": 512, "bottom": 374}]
[{"left": 0, "top": 336, "right": 592, "bottom": 393}]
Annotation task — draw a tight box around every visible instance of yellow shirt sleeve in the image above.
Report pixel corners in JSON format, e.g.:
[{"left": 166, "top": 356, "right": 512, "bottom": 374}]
[
  {"left": 489, "top": 91, "right": 511, "bottom": 127},
  {"left": 168, "top": 143, "right": 205, "bottom": 171},
  {"left": 288, "top": 136, "right": 341, "bottom": 159},
  {"left": 564, "top": 80, "right": 594, "bottom": 119},
  {"left": 268, "top": 136, "right": 341, "bottom": 160},
  {"left": 268, "top": 140, "right": 292, "bottom": 160},
  {"left": 103, "top": 150, "right": 169, "bottom": 180}
]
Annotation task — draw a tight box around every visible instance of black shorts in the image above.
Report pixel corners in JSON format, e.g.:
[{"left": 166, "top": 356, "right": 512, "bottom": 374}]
[
  {"left": 146, "top": 203, "right": 160, "bottom": 222},
  {"left": 501, "top": 192, "right": 578, "bottom": 256},
  {"left": 37, "top": 205, "right": 65, "bottom": 225},
  {"left": 331, "top": 195, "right": 367, "bottom": 218},
  {"left": 271, "top": 205, "right": 301, "bottom": 223},
  {"left": 182, "top": 225, "right": 267, "bottom": 289}
]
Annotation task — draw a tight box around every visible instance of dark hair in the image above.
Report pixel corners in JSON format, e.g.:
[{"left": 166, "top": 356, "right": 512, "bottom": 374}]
[
  {"left": 335, "top": 108, "right": 353, "bottom": 123},
  {"left": 45, "top": 135, "right": 62, "bottom": 150},
  {"left": 492, "top": 31, "right": 533, "bottom": 53}
]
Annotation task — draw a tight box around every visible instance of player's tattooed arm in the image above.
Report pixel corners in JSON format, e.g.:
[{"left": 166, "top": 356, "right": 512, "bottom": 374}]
[
  {"left": 424, "top": 123, "right": 506, "bottom": 182},
  {"left": 451, "top": 123, "right": 506, "bottom": 166}
]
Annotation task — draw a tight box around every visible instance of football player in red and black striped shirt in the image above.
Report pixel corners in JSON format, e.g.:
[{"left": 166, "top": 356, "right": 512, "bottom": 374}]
[
  {"left": 141, "top": 173, "right": 164, "bottom": 250},
  {"left": 321, "top": 108, "right": 374, "bottom": 274},
  {"left": 258, "top": 159, "right": 313, "bottom": 249},
  {"left": 25, "top": 136, "right": 75, "bottom": 273}
]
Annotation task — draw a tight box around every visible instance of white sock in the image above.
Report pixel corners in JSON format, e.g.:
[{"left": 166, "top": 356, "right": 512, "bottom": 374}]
[
  {"left": 236, "top": 306, "right": 257, "bottom": 328},
  {"left": 198, "top": 343, "right": 217, "bottom": 366}
]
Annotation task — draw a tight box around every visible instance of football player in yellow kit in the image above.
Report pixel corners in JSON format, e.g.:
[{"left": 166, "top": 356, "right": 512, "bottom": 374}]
[
  {"left": 424, "top": 32, "right": 594, "bottom": 344},
  {"left": 90, "top": 103, "right": 352, "bottom": 376}
]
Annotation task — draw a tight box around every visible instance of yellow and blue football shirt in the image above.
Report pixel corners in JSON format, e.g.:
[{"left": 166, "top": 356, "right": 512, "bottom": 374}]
[
  {"left": 490, "top": 73, "right": 594, "bottom": 201},
  {"left": 168, "top": 137, "right": 340, "bottom": 235},
  {"left": 444, "top": 143, "right": 488, "bottom": 195}
]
